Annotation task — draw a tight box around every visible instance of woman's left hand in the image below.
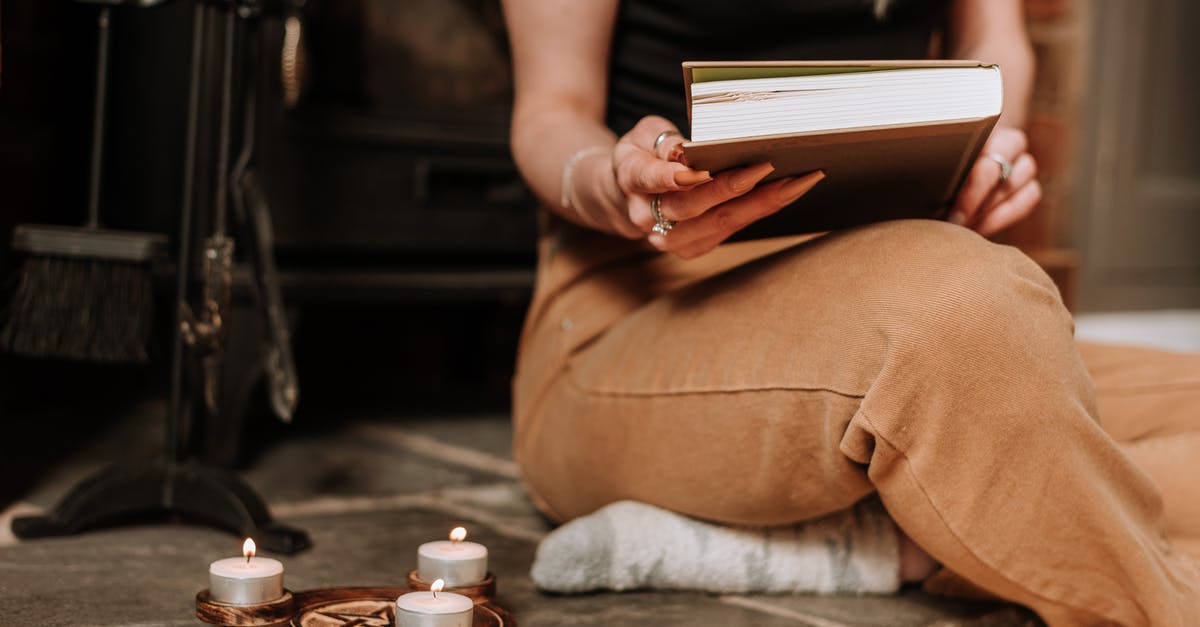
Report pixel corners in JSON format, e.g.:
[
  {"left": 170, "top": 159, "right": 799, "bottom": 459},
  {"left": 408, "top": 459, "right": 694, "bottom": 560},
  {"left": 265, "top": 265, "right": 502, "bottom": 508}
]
[{"left": 948, "top": 125, "right": 1041, "bottom": 236}]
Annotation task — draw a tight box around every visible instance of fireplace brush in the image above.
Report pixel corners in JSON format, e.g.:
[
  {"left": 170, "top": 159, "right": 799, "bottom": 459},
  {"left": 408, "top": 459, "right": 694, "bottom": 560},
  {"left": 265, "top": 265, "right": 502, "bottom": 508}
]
[{"left": 0, "top": 3, "right": 167, "bottom": 363}]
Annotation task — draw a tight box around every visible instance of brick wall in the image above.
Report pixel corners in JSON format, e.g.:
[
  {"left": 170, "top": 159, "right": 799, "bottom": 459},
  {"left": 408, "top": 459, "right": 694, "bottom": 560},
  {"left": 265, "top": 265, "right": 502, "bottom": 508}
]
[{"left": 997, "top": 0, "right": 1089, "bottom": 309}]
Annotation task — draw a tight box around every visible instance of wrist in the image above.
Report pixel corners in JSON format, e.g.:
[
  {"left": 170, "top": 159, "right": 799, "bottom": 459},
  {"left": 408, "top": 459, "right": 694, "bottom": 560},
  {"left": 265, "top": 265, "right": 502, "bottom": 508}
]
[
  {"left": 561, "top": 145, "right": 631, "bottom": 235},
  {"left": 560, "top": 146, "right": 609, "bottom": 211}
]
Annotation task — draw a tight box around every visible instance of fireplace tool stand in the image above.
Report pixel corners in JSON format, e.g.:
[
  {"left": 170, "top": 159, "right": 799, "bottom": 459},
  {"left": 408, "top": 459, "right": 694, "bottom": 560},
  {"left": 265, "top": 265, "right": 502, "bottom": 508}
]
[{"left": 12, "top": 0, "right": 308, "bottom": 554}]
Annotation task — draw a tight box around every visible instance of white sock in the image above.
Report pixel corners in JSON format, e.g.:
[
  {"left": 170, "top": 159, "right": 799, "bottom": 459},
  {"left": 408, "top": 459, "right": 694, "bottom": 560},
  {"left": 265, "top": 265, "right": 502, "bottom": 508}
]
[{"left": 531, "top": 497, "right": 900, "bottom": 595}]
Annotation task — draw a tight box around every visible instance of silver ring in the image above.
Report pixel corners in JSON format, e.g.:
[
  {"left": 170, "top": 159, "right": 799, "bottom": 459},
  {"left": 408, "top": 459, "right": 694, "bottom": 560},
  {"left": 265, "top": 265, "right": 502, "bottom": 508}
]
[
  {"left": 650, "top": 195, "right": 676, "bottom": 236},
  {"left": 653, "top": 130, "right": 681, "bottom": 151},
  {"left": 987, "top": 152, "right": 1014, "bottom": 184}
]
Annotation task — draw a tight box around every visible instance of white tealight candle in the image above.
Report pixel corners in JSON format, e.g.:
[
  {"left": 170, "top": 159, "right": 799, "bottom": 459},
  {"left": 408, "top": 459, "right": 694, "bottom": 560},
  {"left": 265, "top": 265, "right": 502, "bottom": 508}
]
[
  {"left": 208, "top": 538, "right": 285, "bottom": 605},
  {"left": 417, "top": 527, "right": 488, "bottom": 587},
  {"left": 395, "top": 579, "right": 474, "bottom": 627}
]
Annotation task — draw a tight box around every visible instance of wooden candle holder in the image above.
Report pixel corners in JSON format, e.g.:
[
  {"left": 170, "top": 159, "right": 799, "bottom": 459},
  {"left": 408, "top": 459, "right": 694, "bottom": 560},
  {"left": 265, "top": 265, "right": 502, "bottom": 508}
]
[
  {"left": 407, "top": 570, "right": 497, "bottom": 604},
  {"left": 196, "top": 590, "right": 296, "bottom": 626},
  {"left": 196, "top": 586, "right": 515, "bottom": 626}
]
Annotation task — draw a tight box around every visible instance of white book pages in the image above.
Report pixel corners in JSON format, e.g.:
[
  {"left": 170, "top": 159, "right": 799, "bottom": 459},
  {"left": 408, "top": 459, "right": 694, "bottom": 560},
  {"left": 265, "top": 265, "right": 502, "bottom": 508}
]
[{"left": 690, "top": 67, "right": 1002, "bottom": 142}]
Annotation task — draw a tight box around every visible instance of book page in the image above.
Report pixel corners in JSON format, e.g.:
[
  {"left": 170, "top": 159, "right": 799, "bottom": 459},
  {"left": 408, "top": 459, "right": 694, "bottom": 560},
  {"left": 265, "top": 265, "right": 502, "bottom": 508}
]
[{"left": 690, "top": 67, "right": 1001, "bottom": 142}]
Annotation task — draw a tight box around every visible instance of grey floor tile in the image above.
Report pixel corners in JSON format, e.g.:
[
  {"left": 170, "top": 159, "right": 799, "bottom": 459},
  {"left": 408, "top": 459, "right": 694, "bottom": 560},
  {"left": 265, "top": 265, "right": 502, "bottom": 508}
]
[
  {"left": 357, "top": 414, "right": 516, "bottom": 462},
  {"left": 728, "top": 591, "right": 1040, "bottom": 627},
  {"left": 0, "top": 524, "right": 241, "bottom": 627},
  {"left": 242, "top": 431, "right": 504, "bottom": 504}
]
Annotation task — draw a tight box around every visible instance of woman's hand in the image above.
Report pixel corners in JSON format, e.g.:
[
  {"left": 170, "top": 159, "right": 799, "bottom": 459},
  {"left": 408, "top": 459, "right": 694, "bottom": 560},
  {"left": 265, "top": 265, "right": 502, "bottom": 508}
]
[
  {"left": 611, "top": 116, "right": 824, "bottom": 258},
  {"left": 948, "top": 125, "right": 1041, "bottom": 236},
  {"left": 502, "top": 0, "right": 823, "bottom": 254}
]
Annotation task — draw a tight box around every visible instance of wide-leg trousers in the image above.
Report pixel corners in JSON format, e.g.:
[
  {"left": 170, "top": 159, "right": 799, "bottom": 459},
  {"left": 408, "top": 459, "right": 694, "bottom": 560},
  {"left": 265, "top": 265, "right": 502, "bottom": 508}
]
[{"left": 512, "top": 219, "right": 1200, "bottom": 626}]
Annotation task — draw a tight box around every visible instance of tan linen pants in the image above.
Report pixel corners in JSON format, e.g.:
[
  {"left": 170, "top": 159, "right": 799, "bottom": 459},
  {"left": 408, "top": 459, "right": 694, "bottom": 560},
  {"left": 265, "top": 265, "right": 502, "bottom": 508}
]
[{"left": 512, "top": 218, "right": 1200, "bottom": 626}]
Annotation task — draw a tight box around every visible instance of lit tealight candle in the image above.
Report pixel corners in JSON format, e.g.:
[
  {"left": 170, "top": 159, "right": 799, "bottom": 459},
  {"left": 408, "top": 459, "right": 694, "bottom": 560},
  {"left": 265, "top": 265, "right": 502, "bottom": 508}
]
[
  {"left": 417, "top": 527, "right": 488, "bottom": 587},
  {"left": 208, "top": 538, "right": 285, "bottom": 605},
  {"left": 395, "top": 578, "right": 474, "bottom": 627}
]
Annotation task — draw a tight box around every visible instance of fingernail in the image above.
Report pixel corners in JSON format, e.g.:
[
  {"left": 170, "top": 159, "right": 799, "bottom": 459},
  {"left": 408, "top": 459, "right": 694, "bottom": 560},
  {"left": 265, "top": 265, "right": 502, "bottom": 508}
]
[
  {"left": 948, "top": 211, "right": 967, "bottom": 226},
  {"left": 667, "top": 144, "right": 685, "bottom": 163},
  {"left": 730, "top": 162, "right": 776, "bottom": 192},
  {"left": 674, "top": 169, "right": 712, "bottom": 186},
  {"left": 778, "top": 169, "right": 825, "bottom": 203}
]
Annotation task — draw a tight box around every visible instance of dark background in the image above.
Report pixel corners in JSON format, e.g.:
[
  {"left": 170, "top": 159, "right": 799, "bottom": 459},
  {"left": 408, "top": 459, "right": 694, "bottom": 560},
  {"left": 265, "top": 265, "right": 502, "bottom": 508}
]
[{"left": 0, "top": 0, "right": 536, "bottom": 508}]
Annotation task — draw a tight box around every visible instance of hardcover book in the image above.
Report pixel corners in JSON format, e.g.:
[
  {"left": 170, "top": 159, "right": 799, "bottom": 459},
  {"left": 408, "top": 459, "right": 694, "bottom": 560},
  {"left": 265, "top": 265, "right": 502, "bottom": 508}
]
[{"left": 679, "top": 60, "right": 1002, "bottom": 237}]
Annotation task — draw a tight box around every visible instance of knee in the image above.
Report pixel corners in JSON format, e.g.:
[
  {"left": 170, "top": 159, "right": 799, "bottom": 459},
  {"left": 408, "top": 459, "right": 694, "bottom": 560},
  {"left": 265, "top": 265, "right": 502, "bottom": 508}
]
[
  {"left": 855, "top": 220, "right": 1057, "bottom": 295},
  {"left": 843, "top": 221, "right": 1096, "bottom": 444},
  {"left": 846, "top": 220, "right": 1071, "bottom": 351}
]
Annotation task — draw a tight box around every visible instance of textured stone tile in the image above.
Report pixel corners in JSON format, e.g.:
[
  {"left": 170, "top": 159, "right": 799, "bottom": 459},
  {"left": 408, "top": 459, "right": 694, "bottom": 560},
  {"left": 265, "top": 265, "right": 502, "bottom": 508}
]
[
  {"left": 241, "top": 429, "right": 503, "bottom": 504},
  {"left": 2, "top": 408, "right": 1049, "bottom": 626},
  {"left": 724, "top": 590, "right": 1041, "bottom": 627},
  {"left": 16, "top": 414, "right": 518, "bottom": 516},
  {"left": 342, "top": 422, "right": 519, "bottom": 481},
  {"left": 365, "top": 414, "right": 516, "bottom": 462},
  {"left": 421, "top": 482, "right": 551, "bottom": 541},
  {"left": 0, "top": 524, "right": 242, "bottom": 627},
  {"left": 517, "top": 593, "right": 806, "bottom": 627}
]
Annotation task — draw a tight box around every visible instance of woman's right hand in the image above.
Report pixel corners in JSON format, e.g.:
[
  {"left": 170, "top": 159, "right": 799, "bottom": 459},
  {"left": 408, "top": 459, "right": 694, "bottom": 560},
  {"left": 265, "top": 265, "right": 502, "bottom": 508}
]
[{"left": 609, "top": 116, "right": 825, "bottom": 259}]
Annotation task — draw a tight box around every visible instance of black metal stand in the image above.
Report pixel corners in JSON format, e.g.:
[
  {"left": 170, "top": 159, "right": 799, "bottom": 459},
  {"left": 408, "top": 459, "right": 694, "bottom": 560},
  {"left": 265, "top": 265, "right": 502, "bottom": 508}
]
[
  {"left": 10, "top": 464, "right": 308, "bottom": 553},
  {"left": 12, "top": 0, "right": 309, "bottom": 554}
]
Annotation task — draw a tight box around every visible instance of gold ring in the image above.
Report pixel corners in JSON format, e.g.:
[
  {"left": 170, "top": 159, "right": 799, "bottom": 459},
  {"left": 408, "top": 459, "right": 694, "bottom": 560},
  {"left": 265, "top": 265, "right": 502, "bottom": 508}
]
[{"left": 650, "top": 195, "right": 676, "bottom": 236}]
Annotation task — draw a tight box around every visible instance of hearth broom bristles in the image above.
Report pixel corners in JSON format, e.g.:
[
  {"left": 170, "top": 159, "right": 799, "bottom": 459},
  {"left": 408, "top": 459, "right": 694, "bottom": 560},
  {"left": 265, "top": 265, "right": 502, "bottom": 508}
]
[{"left": 0, "top": 6, "right": 166, "bottom": 363}]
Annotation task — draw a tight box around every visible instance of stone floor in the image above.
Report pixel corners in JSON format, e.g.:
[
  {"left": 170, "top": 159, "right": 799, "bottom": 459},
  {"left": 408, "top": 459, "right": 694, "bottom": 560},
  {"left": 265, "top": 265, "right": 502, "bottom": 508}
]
[
  {"left": 0, "top": 407, "right": 1039, "bottom": 627},
  {"left": 2, "top": 309, "right": 1195, "bottom": 626}
]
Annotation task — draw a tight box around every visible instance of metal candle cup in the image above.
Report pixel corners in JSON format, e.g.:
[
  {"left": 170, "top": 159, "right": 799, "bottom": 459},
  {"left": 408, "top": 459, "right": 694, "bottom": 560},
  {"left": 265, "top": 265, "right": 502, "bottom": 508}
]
[
  {"left": 207, "top": 538, "right": 285, "bottom": 606},
  {"left": 395, "top": 579, "right": 474, "bottom": 627},
  {"left": 417, "top": 527, "right": 488, "bottom": 587}
]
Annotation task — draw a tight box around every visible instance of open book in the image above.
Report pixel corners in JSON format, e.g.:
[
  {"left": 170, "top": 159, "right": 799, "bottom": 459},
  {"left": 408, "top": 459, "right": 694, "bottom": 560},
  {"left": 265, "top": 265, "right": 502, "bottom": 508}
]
[{"left": 680, "top": 61, "right": 1002, "bottom": 237}]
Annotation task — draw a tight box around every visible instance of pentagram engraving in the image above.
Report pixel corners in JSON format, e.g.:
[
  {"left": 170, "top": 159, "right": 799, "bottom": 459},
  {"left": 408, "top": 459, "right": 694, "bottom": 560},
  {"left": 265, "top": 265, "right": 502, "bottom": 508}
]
[{"left": 298, "top": 599, "right": 394, "bottom": 627}]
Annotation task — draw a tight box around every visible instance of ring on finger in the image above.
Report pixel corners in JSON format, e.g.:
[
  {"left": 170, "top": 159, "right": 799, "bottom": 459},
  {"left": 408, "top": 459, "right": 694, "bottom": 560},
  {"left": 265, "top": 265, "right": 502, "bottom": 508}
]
[
  {"left": 653, "top": 130, "right": 681, "bottom": 151},
  {"left": 650, "top": 194, "right": 677, "bottom": 236},
  {"left": 987, "top": 152, "right": 1014, "bottom": 184}
]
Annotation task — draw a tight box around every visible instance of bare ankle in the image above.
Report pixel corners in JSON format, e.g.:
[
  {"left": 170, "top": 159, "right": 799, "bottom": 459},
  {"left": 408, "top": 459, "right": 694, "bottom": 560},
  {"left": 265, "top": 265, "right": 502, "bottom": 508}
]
[{"left": 899, "top": 532, "right": 940, "bottom": 582}]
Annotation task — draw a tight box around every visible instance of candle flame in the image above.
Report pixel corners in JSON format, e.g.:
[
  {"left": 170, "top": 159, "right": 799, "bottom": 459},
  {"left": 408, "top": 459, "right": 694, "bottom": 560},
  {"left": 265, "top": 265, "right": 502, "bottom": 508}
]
[
  {"left": 449, "top": 527, "right": 467, "bottom": 542},
  {"left": 431, "top": 578, "right": 445, "bottom": 597},
  {"left": 243, "top": 538, "right": 256, "bottom": 561}
]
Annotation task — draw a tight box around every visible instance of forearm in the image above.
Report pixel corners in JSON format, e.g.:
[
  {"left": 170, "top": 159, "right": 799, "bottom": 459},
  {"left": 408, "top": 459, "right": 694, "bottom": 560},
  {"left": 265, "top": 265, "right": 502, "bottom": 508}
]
[
  {"left": 502, "top": 0, "right": 633, "bottom": 234},
  {"left": 510, "top": 105, "right": 623, "bottom": 230},
  {"left": 947, "top": 0, "right": 1035, "bottom": 128}
]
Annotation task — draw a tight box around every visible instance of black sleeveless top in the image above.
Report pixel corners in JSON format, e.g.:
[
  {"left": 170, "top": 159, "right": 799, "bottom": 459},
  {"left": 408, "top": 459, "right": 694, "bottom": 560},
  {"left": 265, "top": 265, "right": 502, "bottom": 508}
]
[{"left": 606, "top": 0, "right": 952, "bottom": 136}]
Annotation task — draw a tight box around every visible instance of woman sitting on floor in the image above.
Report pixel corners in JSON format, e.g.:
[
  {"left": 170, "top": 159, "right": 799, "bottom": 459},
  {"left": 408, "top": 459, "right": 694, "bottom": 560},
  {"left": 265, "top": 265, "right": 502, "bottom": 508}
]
[{"left": 501, "top": 1, "right": 1200, "bottom": 625}]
